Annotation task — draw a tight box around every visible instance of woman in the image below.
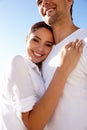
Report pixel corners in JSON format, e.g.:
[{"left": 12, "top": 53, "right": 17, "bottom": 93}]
[{"left": 0, "top": 21, "right": 84, "bottom": 130}]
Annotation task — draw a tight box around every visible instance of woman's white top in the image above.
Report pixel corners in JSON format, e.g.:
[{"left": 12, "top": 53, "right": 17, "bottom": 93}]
[{"left": 0, "top": 55, "right": 45, "bottom": 130}]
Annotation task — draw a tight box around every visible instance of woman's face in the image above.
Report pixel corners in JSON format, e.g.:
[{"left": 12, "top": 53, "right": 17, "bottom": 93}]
[{"left": 26, "top": 27, "right": 54, "bottom": 64}]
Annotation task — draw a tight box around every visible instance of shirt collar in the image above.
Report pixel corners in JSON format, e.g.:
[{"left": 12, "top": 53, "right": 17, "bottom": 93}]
[{"left": 26, "top": 57, "right": 41, "bottom": 75}]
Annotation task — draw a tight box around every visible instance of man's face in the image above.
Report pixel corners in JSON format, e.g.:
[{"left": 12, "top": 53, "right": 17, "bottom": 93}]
[{"left": 36, "top": 0, "right": 73, "bottom": 26}]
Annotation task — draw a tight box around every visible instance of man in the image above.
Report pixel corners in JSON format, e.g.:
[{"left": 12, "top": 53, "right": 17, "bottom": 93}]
[{"left": 36, "top": 0, "right": 87, "bottom": 130}]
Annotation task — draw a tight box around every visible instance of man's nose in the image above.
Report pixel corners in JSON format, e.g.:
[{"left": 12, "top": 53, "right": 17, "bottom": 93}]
[{"left": 42, "top": 0, "right": 50, "bottom": 6}]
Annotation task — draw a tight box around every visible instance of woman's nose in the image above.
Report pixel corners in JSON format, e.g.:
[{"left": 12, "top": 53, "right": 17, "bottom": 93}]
[{"left": 37, "top": 45, "right": 44, "bottom": 52}]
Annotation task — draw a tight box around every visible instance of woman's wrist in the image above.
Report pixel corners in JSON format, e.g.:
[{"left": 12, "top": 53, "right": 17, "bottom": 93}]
[{"left": 57, "top": 66, "right": 71, "bottom": 79}]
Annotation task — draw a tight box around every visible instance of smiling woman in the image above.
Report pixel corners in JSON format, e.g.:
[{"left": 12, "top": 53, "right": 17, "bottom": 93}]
[
  {"left": 0, "top": 21, "right": 54, "bottom": 130},
  {"left": 0, "top": 0, "right": 87, "bottom": 86},
  {"left": 0, "top": 0, "right": 87, "bottom": 129},
  {"left": 26, "top": 23, "right": 54, "bottom": 65}
]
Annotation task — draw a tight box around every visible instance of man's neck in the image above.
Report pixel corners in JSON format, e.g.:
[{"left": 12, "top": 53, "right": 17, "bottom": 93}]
[{"left": 52, "top": 21, "right": 79, "bottom": 44}]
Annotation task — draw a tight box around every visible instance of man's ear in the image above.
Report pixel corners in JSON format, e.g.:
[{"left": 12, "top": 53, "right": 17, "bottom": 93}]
[
  {"left": 67, "top": 0, "right": 73, "bottom": 6},
  {"left": 66, "top": 0, "right": 73, "bottom": 10}
]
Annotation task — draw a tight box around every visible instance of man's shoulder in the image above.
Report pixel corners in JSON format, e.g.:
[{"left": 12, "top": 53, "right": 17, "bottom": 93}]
[
  {"left": 78, "top": 28, "right": 87, "bottom": 34},
  {"left": 69, "top": 28, "right": 87, "bottom": 40}
]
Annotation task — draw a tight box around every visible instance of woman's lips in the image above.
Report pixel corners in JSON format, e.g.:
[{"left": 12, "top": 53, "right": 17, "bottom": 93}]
[{"left": 33, "top": 51, "right": 43, "bottom": 57}]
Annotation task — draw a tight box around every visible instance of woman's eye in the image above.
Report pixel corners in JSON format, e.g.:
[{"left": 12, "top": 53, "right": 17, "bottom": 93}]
[
  {"left": 33, "top": 38, "right": 38, "bottom": 42},
  {"left": 46, "top": 43, "right": 53, "bottom": 47}
]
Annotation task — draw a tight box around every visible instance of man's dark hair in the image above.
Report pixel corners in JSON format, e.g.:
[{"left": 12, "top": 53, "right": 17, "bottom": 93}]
[{"left": 70, "top": 0, "right": 74, "bottom": 20}]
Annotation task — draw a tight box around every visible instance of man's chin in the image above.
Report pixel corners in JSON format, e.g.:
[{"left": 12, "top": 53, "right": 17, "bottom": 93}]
[{"left": 44, "top": 17, "right": 53, "bottom": 26}]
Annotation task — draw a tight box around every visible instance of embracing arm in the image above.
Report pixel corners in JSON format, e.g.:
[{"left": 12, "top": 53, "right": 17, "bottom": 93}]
[{"left": 22, "top": 40, "right": 84, "bottom": 130}]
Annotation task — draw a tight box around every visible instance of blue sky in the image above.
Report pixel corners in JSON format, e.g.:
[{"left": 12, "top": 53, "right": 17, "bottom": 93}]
[{"left": 0, "top": 0, "right": 87, "bottom": 80}]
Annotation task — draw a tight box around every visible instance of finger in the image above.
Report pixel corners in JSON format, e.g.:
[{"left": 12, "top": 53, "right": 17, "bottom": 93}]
[
  {"left": 78, "top": 41, "right": 84, "bottom": 53},
  {"left": 75, "top": 40, "right": 81, "bottom": 46},
  {"left": 75, "top": 40, "right": 83, "bottom": 47},
  {"left": 74, "top": 40, "right": 84, "bottom": 52},
  {"left": 71, "top": 39, "right": 79, "bottom": 49},
  {"left": 65, "top": 42, "right": 73, "bottom": 49}
]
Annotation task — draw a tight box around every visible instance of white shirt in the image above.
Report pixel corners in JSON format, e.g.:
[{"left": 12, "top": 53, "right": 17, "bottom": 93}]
[
  {"left": 42, "top": 29, "right": 87, "bottom": 130},
  {"left": 0, "top": 55, "right": 45, "bottom": 130}
]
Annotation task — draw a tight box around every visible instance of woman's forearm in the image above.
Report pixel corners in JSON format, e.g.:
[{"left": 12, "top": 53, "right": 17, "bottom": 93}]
[
  {"left": 22, "top": 67, "right": 69, "bottom": 130},
  {"left": 22, "top": 40, "right": 83, "bottom": 130}
]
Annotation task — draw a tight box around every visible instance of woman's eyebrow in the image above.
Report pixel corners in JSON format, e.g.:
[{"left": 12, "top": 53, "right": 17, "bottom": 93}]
[{"left": 34, "top": 35, "right": 41, "bottom": 40}]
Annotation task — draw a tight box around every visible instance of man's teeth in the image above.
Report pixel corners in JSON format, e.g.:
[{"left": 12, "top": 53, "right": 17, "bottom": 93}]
[{"left": 46, "top": 9, "right": 54, "bottom": 15}]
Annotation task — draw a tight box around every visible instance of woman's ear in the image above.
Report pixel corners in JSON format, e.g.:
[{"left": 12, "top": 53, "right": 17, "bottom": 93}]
[{"left": 26, "top": 35, "right": 29, "bottom": 43}]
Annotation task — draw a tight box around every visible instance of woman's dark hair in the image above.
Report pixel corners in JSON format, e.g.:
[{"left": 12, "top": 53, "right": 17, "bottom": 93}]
[{"left": 29, "top": 21, "right": 53, "bottom": 34}]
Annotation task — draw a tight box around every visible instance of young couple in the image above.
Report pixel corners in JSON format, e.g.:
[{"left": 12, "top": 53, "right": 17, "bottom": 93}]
[{"left": 1, "top": 0, "right": 87, "bottom": 130}]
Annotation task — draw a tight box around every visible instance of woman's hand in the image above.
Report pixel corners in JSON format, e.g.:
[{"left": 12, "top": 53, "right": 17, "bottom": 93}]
[
  {"left": 58, "top": 39, "right": 84, "bottom": 75},
  {"left": 21, "top": 40, "right": 84, "bottom": 130}
]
